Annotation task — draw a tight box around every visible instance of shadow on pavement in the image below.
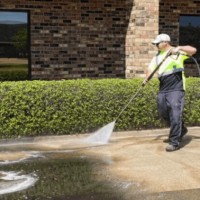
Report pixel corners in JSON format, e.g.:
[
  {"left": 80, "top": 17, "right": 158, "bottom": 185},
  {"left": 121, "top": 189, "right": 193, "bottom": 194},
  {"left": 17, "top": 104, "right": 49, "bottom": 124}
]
[{"left": 180, "top": 135, "right": 192, "bottom": 148}]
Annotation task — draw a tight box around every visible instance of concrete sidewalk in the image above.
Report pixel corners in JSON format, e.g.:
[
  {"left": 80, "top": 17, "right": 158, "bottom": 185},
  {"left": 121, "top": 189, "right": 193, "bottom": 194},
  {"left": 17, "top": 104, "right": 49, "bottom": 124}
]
[
  {"left": 0, "top": 126, "right": 200, "bottom": 199},
  {"left": 83, "top": 126, "right": 200, "bottom": 199}
]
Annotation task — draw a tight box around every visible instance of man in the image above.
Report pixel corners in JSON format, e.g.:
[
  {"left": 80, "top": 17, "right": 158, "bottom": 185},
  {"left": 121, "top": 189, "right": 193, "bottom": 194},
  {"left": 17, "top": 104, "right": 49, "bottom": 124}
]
[{"left": 146, "top": 33, "right": 197, "bottom": 152}]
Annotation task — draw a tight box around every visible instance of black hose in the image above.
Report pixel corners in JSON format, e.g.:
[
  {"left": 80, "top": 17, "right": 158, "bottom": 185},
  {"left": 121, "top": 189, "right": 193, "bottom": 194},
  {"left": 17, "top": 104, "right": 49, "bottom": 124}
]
[
  {"left": 190, "top": 56, "right": 200, "bottom": 77},
  {"left": 178, "top": 52, "right": 200, "bottom": 77}
]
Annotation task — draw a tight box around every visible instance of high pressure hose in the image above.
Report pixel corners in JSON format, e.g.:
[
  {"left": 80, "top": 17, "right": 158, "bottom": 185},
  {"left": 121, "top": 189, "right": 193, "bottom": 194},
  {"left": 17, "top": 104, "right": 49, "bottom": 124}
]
[
  {"left": 190, "top": 56, "right": 200, "bottom": 77},
  {"left": 115, "top": 85, "right": 143, "bottom": 121},
  {"left": 177, "top": 52, "right": 200, "bottom": 77}
]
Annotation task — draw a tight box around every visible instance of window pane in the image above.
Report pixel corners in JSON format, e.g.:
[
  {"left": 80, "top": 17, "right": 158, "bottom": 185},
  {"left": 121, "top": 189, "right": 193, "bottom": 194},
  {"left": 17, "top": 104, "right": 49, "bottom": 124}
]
[
  {"left": 0, "top": 11, "right": 29, "bottom": 81},
  {"left": 179, "top": 15, "right": 200, "bottom": 59}
]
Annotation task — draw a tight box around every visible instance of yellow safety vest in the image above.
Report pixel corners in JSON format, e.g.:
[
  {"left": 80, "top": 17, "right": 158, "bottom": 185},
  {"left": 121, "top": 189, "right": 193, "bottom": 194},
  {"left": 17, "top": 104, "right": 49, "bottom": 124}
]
[{"left": 148, "top": 50, "right": 189, "bottom": 90}]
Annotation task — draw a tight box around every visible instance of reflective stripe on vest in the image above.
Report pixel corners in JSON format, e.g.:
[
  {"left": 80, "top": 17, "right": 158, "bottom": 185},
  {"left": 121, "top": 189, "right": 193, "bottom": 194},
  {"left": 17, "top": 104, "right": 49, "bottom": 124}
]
[{"left": 158, "top": 68, "right": 184, "bottom": 77}]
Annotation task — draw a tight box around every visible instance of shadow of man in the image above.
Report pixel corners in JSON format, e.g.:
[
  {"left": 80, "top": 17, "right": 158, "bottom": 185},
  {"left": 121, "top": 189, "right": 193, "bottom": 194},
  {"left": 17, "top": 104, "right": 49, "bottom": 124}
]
[{"left": 180, "top": 135, "right": 193, "bottom": 148}]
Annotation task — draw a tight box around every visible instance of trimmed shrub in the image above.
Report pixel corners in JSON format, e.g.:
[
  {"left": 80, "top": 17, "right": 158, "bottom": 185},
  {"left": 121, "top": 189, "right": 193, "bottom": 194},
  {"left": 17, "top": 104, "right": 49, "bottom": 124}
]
[
  {"left": 0, "top": 78, "right": 199, "bottom": 138},
  {"left": 184, "top": 78, "right": 200, "bottom": 125}
]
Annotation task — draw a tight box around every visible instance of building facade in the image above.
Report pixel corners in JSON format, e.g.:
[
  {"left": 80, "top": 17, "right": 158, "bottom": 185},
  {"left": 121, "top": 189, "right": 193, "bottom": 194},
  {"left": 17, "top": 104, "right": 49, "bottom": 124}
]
[{"left": 0, "top": 0, "right": 199, "bottom": 80}]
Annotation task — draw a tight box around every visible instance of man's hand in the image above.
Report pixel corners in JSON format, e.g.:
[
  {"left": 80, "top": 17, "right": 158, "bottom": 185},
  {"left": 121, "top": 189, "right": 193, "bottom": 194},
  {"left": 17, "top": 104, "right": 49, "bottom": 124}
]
[
  {"left": 171, "top": 46, "right": 197, "bottom": 56},
  {"left": 170, "top": 47, "right": 180, "bottom": 55}
]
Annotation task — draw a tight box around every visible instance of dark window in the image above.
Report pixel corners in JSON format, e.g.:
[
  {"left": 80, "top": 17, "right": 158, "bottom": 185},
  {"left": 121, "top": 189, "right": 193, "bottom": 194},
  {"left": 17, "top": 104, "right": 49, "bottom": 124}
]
[
  {"left": 0, "top": 10, "right": 30, "bottom": 81},
  {"left": 179, "top": 15, "right": 200, "bottom": 77},
  {"left": 179, "top": 15, "right": 200, "bottom": 60}
]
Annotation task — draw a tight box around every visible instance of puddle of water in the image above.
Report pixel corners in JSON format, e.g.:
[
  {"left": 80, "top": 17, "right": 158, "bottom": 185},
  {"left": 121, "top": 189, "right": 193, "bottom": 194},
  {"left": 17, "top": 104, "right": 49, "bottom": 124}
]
[{"left": 0, "top": 151, "right": 124, "bottom": 200}]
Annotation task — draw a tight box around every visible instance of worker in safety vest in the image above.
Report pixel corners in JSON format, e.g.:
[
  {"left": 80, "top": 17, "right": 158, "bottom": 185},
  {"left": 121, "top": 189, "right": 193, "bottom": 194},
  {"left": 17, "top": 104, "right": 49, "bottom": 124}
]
[{"left": 146, "top": 33, "right": 197, "bottom": 152}]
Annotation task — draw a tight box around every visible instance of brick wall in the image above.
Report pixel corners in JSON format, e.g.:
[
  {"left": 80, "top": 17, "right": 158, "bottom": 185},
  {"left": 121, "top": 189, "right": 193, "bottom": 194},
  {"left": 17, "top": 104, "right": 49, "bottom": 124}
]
[
  {"left": 0, "top": 0, "right": 199, "bottom": 79},
  {"left": 159, "top": 0, "right": 200, "bottom": 42},
  {"left": 159, "top": 0, "right": 200, "bottom": 77},
  {"left": 125, "top": 0, "right": 159, "bottom": 78},
  {"left": 0, "top": 0, "right": 135, "bottom": 79}
]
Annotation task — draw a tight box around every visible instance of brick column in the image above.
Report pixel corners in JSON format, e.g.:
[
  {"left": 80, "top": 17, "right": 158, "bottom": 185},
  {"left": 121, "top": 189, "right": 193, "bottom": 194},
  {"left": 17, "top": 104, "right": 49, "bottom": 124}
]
[{"left": 125, "top": 0, "right": 159, "bottom": 78}]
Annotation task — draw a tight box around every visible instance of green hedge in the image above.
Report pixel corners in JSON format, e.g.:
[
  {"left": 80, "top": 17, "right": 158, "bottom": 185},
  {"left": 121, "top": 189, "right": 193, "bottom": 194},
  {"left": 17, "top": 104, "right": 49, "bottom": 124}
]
[{"left": 0, "top": 78, "right": 199, "bottom": 138}]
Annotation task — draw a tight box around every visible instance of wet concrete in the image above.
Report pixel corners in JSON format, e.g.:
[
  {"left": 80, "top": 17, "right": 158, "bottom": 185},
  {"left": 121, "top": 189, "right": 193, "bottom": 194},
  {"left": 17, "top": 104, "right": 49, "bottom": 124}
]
[{"left": 0, "top": 127, "right": 200, "bottom": 199}]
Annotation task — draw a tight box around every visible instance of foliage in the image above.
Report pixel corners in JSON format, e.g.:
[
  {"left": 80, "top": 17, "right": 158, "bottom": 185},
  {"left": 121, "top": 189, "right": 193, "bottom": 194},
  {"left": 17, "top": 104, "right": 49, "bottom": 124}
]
[
  {"left": 12, "top": 28, "right": 28, "bottom": 57},
  {"left": 0, "top": 78, "right": 199, "bottom": 138},
  {"left": 184, "top": 78, "right": 200, "bottom": 125},
  {"left": 0, "top": 64, "right": 28, "bottom": 81}
]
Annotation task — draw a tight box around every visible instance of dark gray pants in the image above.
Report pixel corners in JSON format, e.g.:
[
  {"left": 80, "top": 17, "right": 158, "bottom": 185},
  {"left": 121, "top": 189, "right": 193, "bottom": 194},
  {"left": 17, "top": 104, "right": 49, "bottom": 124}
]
[{"left": 157, "top": 91, "right": 185, "bottom": 147}]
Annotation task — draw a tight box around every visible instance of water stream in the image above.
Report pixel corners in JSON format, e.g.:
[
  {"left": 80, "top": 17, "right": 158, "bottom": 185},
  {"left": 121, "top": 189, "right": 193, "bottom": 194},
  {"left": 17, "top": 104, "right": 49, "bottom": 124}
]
[
  {"left": 84, "top": 121, "right": 115, "bottom": 144},
  {"left": 0, "top": 171, "right": 37, "bottom": 195}
]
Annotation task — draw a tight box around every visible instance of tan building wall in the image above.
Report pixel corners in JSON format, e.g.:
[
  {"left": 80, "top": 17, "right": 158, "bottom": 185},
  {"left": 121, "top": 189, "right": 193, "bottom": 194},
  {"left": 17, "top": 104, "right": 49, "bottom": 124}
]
[{"left": 125, "top": 0, "right": 159, "bottom": 78}]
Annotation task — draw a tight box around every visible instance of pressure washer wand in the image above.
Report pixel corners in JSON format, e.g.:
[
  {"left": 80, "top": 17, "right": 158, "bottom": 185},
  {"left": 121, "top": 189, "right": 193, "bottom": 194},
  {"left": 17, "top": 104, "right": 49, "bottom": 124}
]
[
  {"left": 142, "top": 50, "right": 172, "bottom": 87},
  {"left": 115, "top": 50, "right": 172, "bottom": 122}
]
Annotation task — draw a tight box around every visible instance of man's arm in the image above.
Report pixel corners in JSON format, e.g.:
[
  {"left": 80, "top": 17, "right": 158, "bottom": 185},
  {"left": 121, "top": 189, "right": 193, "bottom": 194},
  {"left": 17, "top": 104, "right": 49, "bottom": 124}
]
[
  {"left": 172, "top": 45, "right": 197, "bottom": 56},
  {"left": 145, "top": 67, "right": 151, "bottom": 77},
  {"left": 145, "top": 56, "right": 157, "bottom": 78}
]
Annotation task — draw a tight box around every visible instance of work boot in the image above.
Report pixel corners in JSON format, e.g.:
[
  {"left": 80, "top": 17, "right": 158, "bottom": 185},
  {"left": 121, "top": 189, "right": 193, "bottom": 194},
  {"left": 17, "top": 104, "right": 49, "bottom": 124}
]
[{"left": 165, "top": 144, "right": 180, "bottom": 152}]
